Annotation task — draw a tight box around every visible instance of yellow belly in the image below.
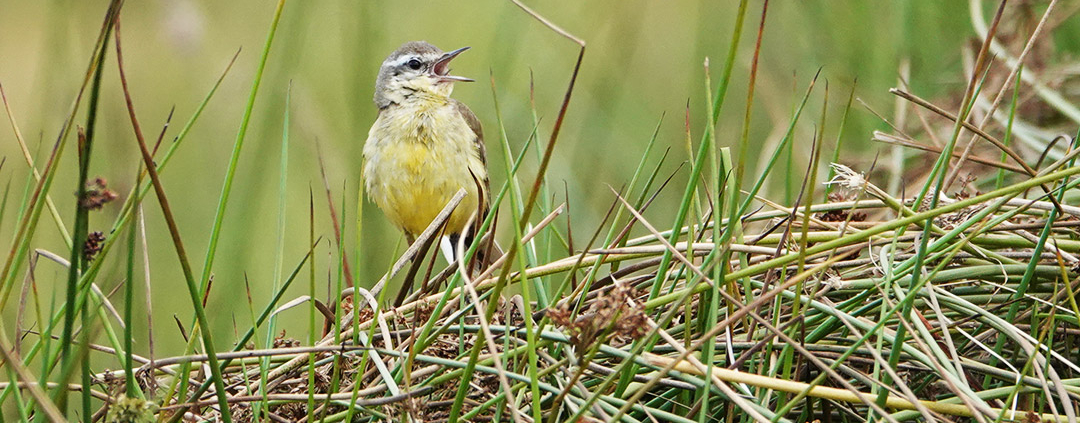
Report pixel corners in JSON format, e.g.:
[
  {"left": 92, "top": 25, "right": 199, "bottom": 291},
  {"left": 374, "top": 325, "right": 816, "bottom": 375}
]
[{"left": 363, "top": 102, "right": 486, "bottom": 237}]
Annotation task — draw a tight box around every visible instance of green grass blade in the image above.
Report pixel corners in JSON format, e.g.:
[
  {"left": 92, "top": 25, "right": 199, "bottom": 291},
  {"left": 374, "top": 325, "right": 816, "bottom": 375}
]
[{"left": 197, "top": 0, "right": 287, "bottom": 295}]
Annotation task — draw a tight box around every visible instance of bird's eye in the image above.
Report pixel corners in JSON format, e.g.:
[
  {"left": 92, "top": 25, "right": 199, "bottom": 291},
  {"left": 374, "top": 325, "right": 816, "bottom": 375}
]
[{"left": 406, "top": 59, "right": 422, "bottom": 70}]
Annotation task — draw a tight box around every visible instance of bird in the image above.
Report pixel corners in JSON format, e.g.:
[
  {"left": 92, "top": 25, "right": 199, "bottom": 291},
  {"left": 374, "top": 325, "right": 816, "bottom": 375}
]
[{"left": 362, "top": 41, "right": 490, "bottom": 264}]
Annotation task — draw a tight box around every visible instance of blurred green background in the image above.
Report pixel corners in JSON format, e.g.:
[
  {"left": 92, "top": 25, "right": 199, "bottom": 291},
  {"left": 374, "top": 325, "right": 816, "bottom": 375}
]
[{"left": 0, "top": 0, "right": 1058, "bottom": 357}]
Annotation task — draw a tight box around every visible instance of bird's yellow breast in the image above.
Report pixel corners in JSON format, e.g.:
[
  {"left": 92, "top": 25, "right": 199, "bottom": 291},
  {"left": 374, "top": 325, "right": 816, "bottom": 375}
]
[{"left": 363, "top": 97, "right": 486, "bottom": 237}]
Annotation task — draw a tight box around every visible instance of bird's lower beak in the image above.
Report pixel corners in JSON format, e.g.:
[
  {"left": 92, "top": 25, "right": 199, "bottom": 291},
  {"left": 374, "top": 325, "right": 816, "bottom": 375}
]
[{"left": 432, "top": 46, "right": 473, "bottom": 82}]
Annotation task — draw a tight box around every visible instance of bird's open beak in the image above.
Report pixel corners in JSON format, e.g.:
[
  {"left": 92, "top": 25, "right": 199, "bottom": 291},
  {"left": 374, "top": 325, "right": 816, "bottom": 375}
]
[{"left": 432, "top": 46, "right": 473, "bottom": 82}]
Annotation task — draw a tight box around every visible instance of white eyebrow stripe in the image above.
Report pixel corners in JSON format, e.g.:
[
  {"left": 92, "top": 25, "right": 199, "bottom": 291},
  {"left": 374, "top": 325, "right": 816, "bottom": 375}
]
[
  {"left": 380, "top": 52, "right": 438, "bottom": 68},
  {"left": 383, "top": 55, "right": 416, "bottom": 68},
  {"left": 388, "top": 54, "right": 429, "bottom": 68}
]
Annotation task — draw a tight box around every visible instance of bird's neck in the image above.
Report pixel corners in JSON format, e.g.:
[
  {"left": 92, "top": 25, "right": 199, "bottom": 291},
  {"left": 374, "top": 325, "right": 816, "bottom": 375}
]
[
  {"left": 401, "top": 90, "right": 451, "bottom": 108},
  {"left": 383, "top": 77, "right": 454, "bottom": 108}
]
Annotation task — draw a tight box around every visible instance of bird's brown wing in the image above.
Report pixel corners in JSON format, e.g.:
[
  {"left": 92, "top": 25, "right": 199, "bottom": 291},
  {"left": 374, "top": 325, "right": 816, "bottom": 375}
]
[
  {"left": 452, "top": 99, "right": 488, "bottom": 205},
  {"left": 452, "top": 99, "right": 502, "bottom": 266},
  {"left": 452, "top": 99, "right": 486, "bottom": 166}
]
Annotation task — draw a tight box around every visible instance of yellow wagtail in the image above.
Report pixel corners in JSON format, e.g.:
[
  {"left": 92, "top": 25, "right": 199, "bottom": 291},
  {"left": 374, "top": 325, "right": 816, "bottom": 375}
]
[{"left": 363, "top": 41, "right": 490, "bottom": 261}]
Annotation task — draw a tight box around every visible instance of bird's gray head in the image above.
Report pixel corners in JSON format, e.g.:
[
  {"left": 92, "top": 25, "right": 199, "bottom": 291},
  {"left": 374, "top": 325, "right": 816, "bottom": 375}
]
[{"left": 373, "top": 41, "right": 473, "bottom": 109}]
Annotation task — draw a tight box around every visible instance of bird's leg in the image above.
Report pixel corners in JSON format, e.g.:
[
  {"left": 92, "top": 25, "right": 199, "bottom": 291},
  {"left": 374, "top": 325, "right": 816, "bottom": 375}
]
[
  {"left": 415, "top": 235, "right": 452, "bottom": 304},
  {"left": 394, "top": 232, "right": 432, "bottom": 307}
]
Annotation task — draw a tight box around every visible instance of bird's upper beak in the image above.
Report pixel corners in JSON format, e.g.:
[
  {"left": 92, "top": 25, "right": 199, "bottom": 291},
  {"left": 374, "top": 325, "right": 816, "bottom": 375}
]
[{"left": 432, "top": 46, "right": 473, "bottom": 83}]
